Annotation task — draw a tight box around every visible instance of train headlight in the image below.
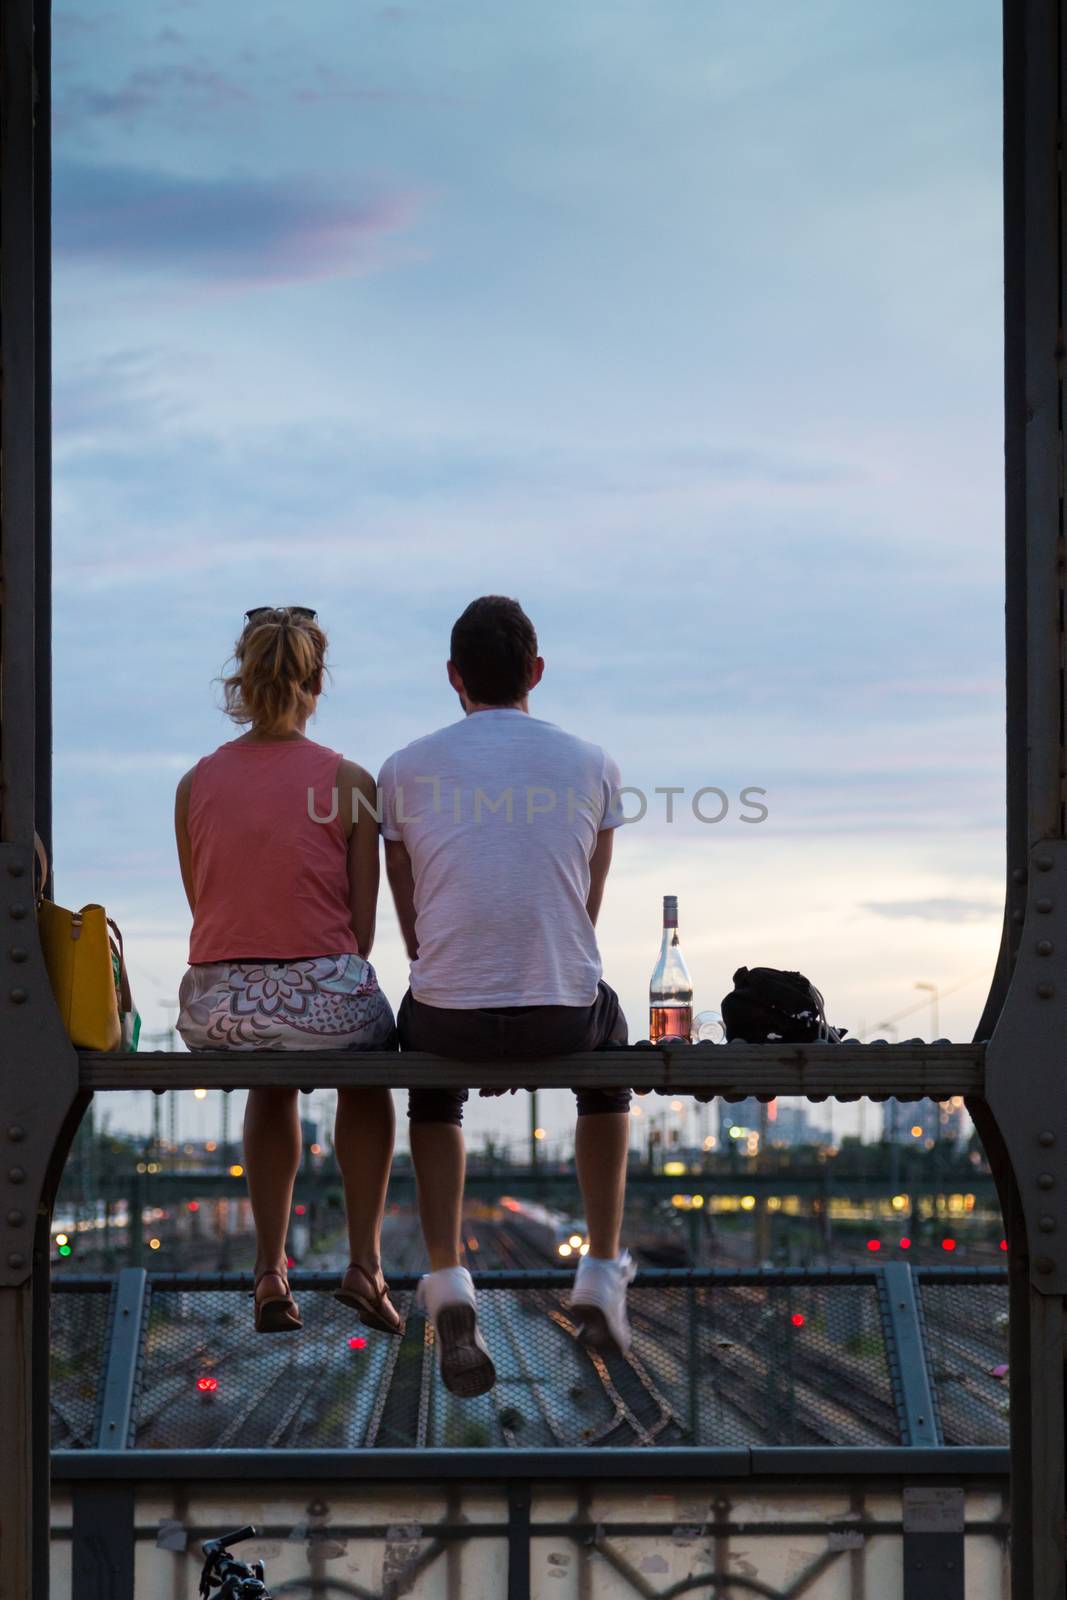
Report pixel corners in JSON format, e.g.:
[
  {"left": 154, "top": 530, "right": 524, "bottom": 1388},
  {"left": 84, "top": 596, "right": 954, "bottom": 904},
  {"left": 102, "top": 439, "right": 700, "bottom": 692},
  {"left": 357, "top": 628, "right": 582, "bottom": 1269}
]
[{"left": 557, "top": 1242, "right": 573, "bottom": 1257}]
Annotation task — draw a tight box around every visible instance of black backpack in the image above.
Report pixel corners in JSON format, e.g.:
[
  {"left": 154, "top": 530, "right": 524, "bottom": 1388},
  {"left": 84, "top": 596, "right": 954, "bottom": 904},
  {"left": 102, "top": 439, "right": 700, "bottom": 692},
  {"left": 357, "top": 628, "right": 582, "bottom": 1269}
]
[{"left": 720, "top": 966, "right": 845, "bottom": 1044}]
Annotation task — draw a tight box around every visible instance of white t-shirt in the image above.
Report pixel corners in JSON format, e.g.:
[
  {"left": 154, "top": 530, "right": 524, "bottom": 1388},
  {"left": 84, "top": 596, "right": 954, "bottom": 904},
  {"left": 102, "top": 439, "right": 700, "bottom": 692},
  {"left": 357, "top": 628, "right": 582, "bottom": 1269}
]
[{"left": 378, "top": 709, "right": 624, "bottom": 1008}]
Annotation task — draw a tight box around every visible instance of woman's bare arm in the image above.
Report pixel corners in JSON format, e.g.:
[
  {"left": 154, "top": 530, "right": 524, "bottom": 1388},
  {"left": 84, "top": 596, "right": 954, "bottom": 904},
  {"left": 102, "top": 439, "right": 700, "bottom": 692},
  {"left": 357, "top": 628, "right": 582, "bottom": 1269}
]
[
  {"left": 174, "top": 769, "right": 197, "bottom": 914},
  {"left": 339, "top": 758, "right": 380, "bottom": 958}
]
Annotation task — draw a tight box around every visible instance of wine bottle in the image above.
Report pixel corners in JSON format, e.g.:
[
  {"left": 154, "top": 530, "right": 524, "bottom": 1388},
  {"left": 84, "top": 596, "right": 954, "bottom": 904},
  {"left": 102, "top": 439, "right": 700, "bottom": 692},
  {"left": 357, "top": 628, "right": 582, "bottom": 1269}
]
[{"left": 649, "top": 894, "right": 694, "bottom": 1042}]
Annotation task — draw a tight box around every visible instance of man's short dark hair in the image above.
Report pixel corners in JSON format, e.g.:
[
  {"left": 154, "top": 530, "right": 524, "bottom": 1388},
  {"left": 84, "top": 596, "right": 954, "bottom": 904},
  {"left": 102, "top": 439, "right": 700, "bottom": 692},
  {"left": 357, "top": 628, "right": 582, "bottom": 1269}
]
[{"left": 450, "top": 596, "right": 539, "bottom": 706}]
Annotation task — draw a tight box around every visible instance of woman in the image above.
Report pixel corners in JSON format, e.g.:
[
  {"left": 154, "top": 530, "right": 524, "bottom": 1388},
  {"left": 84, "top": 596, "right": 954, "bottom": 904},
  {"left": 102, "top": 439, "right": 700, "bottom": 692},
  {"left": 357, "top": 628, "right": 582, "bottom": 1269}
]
[{"left": 174, "top": 606, "right": 400, "bottom": 1337}]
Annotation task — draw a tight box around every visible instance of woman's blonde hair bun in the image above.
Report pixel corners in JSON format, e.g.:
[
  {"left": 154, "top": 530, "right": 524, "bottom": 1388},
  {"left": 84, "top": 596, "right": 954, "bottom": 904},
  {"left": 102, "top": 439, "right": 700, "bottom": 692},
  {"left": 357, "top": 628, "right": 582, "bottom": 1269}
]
[{"left": 222, "top": 609, "right": 329, "bottom": 733}]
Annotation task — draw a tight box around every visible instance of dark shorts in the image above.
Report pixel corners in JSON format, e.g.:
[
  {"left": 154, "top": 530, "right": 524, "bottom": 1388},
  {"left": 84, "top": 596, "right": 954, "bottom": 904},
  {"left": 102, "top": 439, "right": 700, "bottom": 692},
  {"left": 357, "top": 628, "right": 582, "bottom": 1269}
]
[{"left": 398, "top": 981, "right": 631, "bottom": 1125}]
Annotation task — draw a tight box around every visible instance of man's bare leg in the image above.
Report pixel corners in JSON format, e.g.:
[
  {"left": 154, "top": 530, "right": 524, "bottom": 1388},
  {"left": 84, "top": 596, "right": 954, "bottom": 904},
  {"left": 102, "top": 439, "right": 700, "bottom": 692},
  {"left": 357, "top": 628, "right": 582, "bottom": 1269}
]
[
  {"left": 575, "top": 1111, "right": 629, "bottom": 1259},
  {"left": 410, "top": 1121, "right": 465, "bottom": 1269}
]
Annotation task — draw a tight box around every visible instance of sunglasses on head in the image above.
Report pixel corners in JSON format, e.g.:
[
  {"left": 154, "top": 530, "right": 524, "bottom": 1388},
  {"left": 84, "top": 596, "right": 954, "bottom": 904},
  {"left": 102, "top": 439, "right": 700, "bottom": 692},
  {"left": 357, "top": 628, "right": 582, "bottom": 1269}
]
[{"left": 244, "top": 606, "right": 317, "bottom": 624}]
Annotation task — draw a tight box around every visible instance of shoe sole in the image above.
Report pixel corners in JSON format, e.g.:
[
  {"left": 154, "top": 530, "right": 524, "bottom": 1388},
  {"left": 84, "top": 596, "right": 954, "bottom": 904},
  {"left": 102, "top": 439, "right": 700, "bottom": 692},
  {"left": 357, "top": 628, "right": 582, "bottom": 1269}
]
[
  {"left": 435, "top": 1304, "right": 496, "bottom": 1398},
  {"left": 254, "top": 1300, "right": 302, "bottom": 1334},
  {"left": 572, "top": 1304, "right": 627, "bottom": 1359},
  {"left": 333, "top": 1289, "right": 405, "bottom": 1338}
]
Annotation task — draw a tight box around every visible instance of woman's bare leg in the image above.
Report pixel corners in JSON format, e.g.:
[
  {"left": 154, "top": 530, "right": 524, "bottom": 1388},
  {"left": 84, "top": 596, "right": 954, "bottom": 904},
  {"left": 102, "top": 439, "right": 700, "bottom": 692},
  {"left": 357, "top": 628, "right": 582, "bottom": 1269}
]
[
  {"left": 243, "top": 1086, "right": 301, "bottom": 1301},
  {"left": 334, "top": 1086, "right": 396, "bottom": 1283}
]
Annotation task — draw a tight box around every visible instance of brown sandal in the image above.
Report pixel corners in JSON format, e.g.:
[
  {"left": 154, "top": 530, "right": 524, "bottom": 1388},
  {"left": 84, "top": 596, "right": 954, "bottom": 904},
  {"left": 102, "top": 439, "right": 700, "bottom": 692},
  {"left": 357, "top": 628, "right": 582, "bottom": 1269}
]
[
  {"left": 333, "top": 1263, "right": 404, "bottom": 1337},
  {"left": 253, "top": 1269, "right": 302, "bottom": 1334}
]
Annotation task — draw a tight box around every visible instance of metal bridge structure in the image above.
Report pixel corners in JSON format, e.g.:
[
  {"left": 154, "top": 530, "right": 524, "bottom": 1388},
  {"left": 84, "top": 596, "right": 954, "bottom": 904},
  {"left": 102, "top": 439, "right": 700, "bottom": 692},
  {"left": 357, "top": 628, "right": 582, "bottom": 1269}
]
[{"left": 0, "top": 0, "right": 1064, "bottom": 1595}]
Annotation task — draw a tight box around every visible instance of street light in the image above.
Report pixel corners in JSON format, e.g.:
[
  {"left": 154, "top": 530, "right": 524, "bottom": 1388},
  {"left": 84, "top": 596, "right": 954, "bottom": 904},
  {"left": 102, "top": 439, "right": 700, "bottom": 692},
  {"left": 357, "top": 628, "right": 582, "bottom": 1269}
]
[{"left": 914, "top": 982, "right": 940, "bottom": 1041}]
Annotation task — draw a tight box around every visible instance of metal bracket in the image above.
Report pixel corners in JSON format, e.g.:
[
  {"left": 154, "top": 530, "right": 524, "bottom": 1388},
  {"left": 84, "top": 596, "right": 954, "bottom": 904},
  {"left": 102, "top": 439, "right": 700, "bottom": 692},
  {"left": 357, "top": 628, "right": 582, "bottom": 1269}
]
[
  {"left": 877, "top": 1264, "right": 939, "bottom": 1446},
  {"left": 986, "top": 839, "right": 1067, "bottom": 1293},
  {"left": 902, "top": 1486, "right": 965, "bottom": 1600},
  {"left": 0, "top": 840, "right": 79, "bottom": 1287},
  {"left": 95, "top": 1269, "right": 149, "bottom": 1449}
]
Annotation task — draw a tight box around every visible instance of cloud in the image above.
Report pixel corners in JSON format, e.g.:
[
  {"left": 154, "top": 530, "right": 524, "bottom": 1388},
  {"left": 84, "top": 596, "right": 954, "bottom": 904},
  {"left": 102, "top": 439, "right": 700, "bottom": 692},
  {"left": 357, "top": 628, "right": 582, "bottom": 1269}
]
[
  {"left": 59, "top": 61, "right": 252, "bottom": 125},
  {"left": 54, "top": 162, "right": 422, "bottom": 287},
  {"left": 862, "top": 897, "right": 1001, "bottom": 923},
  {"left": 54, "top": 348, "right": 184, "bottom": 444}
]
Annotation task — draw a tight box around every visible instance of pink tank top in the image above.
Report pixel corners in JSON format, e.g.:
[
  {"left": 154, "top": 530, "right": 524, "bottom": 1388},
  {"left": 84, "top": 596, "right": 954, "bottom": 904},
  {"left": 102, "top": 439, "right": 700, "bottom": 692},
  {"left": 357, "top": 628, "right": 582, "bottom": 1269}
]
[{"left": 187, "top": 738, "right": 358, "bottom": 963}]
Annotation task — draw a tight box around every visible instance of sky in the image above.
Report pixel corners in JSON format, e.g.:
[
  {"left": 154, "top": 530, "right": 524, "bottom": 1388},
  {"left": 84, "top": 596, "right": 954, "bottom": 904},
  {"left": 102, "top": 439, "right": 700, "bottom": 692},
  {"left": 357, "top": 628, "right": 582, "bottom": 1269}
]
[{"left": 51, "top": 0, "right": 1004, "bottom": 1152}]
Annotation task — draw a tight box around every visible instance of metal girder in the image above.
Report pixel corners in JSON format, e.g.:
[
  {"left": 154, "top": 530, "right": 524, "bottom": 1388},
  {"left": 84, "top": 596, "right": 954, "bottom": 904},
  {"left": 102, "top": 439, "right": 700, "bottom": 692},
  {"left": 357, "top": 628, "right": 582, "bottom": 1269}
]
[{"left": 78, "top": 1040, "right": 987, "bottom": 1096}]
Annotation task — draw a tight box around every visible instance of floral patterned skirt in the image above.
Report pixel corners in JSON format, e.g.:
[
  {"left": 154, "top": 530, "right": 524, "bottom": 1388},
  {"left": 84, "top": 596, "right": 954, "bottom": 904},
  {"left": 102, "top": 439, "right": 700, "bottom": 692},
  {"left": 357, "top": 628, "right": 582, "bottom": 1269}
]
[{"left": 176, "top": 954, "right": 396, "bottom": 1052}]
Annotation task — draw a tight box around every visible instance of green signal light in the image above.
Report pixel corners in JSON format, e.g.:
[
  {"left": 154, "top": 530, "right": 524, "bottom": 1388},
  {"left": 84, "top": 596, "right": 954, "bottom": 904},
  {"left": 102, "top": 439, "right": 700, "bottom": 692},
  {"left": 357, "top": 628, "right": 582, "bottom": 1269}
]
[{"left": 57, "top": 1244, "right": 72, "bottom": 1257}]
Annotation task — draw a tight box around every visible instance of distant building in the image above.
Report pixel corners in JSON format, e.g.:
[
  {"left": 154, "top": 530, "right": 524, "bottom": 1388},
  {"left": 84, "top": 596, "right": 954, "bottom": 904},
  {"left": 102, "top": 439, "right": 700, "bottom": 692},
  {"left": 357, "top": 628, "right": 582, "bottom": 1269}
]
[
  {"left": 883, "top": 1097, "right": 968, "bottom": 1149},
  {"left": 718, "top": 1097, "right": 814, "bottom": 1150}
]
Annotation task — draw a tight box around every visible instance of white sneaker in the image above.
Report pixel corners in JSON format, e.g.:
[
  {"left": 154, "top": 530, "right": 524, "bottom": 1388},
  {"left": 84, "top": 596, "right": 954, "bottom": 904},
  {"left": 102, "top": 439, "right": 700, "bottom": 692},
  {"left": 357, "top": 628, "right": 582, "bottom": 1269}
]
[
  {"left": 416, "top": 1268, "right": 496, "bottom": 1399},
  {"left": 570, "top": 1250, "right": 637, "bottom": 1357}
]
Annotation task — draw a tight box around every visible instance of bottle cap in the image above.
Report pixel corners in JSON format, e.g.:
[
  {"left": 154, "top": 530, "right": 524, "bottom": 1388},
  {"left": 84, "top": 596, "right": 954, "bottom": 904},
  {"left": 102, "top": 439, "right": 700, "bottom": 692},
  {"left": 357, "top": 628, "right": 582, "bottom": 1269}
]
[{"left": 663, "top": 894, "right": 678, "bottom": 926}]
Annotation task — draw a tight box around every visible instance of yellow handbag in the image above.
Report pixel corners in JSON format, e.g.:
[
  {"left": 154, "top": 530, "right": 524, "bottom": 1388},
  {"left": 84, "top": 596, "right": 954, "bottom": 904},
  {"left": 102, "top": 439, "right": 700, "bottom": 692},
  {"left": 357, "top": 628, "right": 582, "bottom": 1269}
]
[{"left": 34, "top": 836, "right": 126, "bottom": 1052}]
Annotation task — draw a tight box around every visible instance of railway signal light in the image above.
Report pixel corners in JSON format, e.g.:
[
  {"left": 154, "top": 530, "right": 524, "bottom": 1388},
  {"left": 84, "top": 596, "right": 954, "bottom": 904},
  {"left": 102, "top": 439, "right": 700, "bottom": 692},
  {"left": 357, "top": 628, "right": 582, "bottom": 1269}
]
[
  {"left": 196, "top": 1376, "right": 218, "bottom": 1393},
  {"left": 294, "top": 1204, "right": 306, "bottom": 1216},
  {"left": 348, "top": 1336, "right": 367, "bottom": 1351},
  {"left": 55, "top": 1232, "right": 72, "bottom": 1258},
  {"left": 186, "top": 1201, "right": 199, "bottom": 1213},
  {"left": 1000, "top": 1239, "right": 1008, "bottom": 1252},
  {"left": 941, "top": 1238, "right": 957, "bottom": 1252},
  {"left": 790, "top": 1313, "right": 805, "bottom": 1328},
  {"left": 865, "top": 1239, "right": 881, "bottom": 1252},
  {"left": 899, "top": 1237, "right": 911, "bottom": 1250}
]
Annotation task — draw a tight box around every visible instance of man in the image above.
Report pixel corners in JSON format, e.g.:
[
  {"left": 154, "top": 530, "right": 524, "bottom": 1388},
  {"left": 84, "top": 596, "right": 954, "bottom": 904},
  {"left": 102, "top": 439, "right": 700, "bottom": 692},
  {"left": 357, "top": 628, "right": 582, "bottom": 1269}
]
[{"left": 378, "top": 596, "right": 633, "bottom": 1398}]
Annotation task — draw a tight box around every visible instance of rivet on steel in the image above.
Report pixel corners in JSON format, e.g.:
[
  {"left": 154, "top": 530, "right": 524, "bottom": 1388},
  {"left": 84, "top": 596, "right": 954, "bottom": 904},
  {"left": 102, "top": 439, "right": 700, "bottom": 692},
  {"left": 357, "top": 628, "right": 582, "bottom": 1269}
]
[
  {"left": 1039, "top": 1131, "right": 1056, "bottom": 1147},
  {"left": 1039, "top": 1216, "right": 1057, "bottom": 1232},
  {"left": 1037, "top": 939, "right": 1055, "bottom": 956},
  {"left": 1039, "top": 1172, "right": 1056, "bottom": 1189},
  {"left": 1037, "top": 897, "right": 1054, "bottom": 913},
  {"left": 1036, "top": 854, "right": 1054, "bottom": 871},
  {"left": 1037, "top": 982, "right": 1055, "bottom": 998}
]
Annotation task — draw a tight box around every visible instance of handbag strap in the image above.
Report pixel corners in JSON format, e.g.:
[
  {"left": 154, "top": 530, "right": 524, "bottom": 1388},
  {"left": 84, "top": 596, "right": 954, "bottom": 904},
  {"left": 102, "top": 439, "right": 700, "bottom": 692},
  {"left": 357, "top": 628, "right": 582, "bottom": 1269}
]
[
  {"left": 106, "top": 917, "right": 133, "bottom": 1013},
  {"left": 32, "top": 831, "right": 49, "bottom": 908}
]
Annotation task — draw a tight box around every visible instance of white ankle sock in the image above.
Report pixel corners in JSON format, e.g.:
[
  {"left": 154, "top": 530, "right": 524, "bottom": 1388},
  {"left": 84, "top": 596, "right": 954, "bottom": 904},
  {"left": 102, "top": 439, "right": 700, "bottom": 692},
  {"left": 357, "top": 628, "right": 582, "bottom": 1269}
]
[{"left": 419, "top": 1266, "right": 476, "bottom": 1321}]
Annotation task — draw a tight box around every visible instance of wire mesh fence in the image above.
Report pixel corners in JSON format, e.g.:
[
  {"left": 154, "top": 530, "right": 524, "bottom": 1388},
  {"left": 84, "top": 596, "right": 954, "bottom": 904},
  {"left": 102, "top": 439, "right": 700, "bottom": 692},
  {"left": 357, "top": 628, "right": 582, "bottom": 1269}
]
[
  {"left": 51, "top": 1269, "right": 1012, "bottom": 1452},
  {"left": 915, "top": 1271, "right": 1010, "bottom": 1446},
  {"left": 51, "top": 1284, "right": 114, "bottom": 1448}
]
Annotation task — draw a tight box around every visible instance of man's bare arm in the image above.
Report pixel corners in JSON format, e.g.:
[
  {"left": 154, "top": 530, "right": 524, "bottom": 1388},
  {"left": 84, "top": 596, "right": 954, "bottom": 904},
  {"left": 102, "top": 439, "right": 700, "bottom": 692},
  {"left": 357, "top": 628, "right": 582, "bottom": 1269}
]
[
  {"left": 586, "top": 828, "right": 615, "bottom": 925},
  {"left": 384, "top": 837, "right": 419, "bottom": 960}
]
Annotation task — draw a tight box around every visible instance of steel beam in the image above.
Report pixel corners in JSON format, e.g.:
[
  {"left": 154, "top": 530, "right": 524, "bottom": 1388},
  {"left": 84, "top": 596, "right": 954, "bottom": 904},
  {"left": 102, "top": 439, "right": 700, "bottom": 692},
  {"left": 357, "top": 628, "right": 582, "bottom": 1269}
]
[
  {"left": 0, "top": 5, "right": 82, "bottom": 1598},
  {"left": 94, "top": 1270, "right": 148, "bottom": 1450},
  {"left": 878, "top": 1263, "right": 940, "bottom": 1447},
  {"left": 51, "top": 1446, "right": 1008, "bottom": 1481},
  {"left": 78, "top": 1040, "right": 987, "bottom": 1096}
]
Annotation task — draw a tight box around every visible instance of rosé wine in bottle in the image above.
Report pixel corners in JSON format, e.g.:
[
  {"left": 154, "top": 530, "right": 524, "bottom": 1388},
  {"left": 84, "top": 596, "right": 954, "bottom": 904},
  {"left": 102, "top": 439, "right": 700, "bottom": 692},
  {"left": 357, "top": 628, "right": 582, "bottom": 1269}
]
[{"left": 648, "top": 895, "right": 693, "bottom": 1042}]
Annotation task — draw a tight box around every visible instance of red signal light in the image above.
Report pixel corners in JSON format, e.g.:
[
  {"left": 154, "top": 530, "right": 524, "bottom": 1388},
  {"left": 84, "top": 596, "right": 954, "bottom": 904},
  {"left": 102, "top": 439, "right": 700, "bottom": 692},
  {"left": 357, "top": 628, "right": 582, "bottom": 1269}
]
[
  {"left": 790, "top": 1313, "right": 805, "bottom": 1328},
  {"left": 286, "top": 1254, "right": 295, "bottom": 1269},
  {"left": 348, "top": 1335, "right": 367, "bottom": 1350},
  {"left": 196, "top": 1376, "right": 218, "bottom": 1393},
  {"left": 186, "top": 1201, "right": 200, "bottom": 1213},
  {"left": 294, "top": 1204, "right": 306, "bottom": 1216},
  {"left": 999, "top": 1239, "right": 1008, "bottom": 1252},
  {"left": 941, "top": 1238, "right": 957, "bottom": 1252},
  {"left": 866, "top": 1239, "right": 881, "bottom": 1252},
  {"left": 899, "top": 1237, "right": 911, "bottom": 1250}
]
